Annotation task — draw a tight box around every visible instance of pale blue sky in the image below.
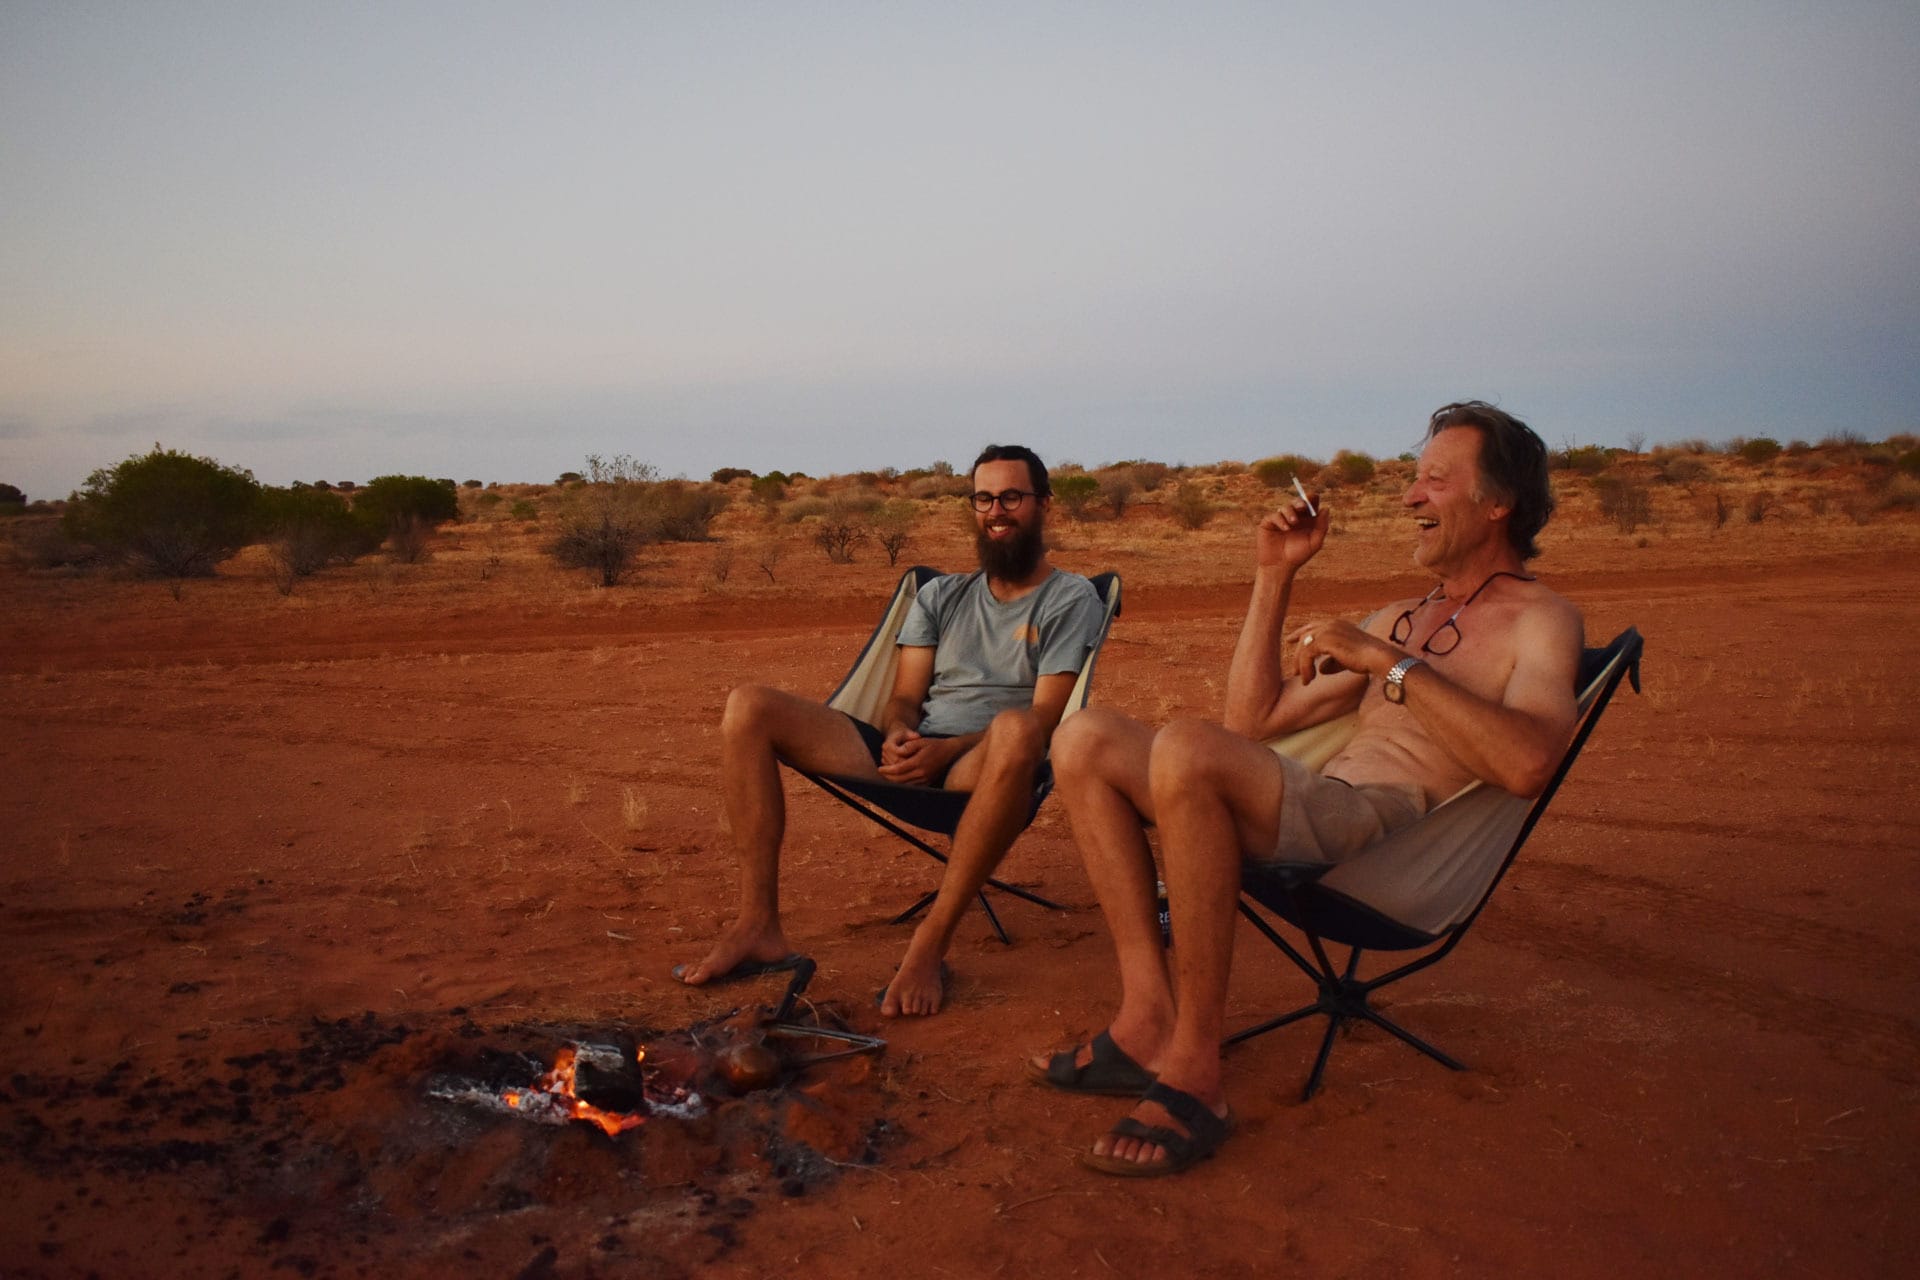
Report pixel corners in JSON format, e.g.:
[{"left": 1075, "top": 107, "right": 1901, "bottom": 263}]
[{"left": 4, "top": 1, "right": 1917, "bottom": 499}]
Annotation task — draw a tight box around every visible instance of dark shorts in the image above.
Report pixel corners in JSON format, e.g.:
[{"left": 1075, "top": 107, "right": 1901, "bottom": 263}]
[{"left": 845, "top": 714, "right": 959, "bottom": 788}]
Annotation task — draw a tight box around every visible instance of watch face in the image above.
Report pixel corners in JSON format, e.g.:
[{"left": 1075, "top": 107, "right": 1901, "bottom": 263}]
[{"left": 1384, "top": 677, "right": 1405, "bottom": 704}]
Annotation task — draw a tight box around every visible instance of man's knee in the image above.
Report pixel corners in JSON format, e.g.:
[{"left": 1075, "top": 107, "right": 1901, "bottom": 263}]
[
  {"left": 1147, "top": 718, "right": 1234, "bottom": 799},
  {"left": 1052, "top": 708, "right": 1132, "bottom": 783},
  {"left": 980, "top": 707, "right": 1046, "bottom": 771},
  {"left": 722, "top": 683, "right": 790, "bottom": 741}
]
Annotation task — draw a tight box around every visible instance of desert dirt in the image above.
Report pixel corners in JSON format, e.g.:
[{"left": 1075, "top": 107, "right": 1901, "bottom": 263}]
[{"left": 3, "top": 481, "right": 1918, "bottom": 1278}]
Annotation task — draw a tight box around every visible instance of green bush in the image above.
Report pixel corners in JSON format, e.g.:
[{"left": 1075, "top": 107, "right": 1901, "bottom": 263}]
[
  {"left": 1328, "top": 450, "right": 1376, "bottom": 487},
  {"left": 63, "top": 446, "right": 262, "bottom": 578},
  {"left": 710, "top": 467, "right": 754, "bottom": 485},
  {"left": 0, "top": 482, "right": 25, "bottom": 514},
  {"left": 1053, "top": 474, "right": 1101, "bottom": 520},
  {"left": 1736, "top": 437, "right": 1783, "bottom": 464},
  {"left": 1553, "top": 444, "right": 1615, "bottom": 476},
  {"left": 1252, "top": 455, "right": 1320, "bottom": 489},
  {"left": 260, "top": 485, "right": 380, "bottom": 577},
  {"left": 353, "top": 475, "right": 460, "bottom": 562}
]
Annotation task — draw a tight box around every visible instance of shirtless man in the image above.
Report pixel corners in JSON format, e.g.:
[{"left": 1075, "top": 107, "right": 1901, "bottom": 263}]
[
  {"left": 675, "top": 445, "right": 1107, "bottom": 1016},
  {"left": 1034, "top": 401, "right": 1583, "bottom": 1175}
]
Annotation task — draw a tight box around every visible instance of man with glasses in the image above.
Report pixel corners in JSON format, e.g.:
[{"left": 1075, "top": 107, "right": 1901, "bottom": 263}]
[
  {"left": 675, "top": 444, "right": 1107, "bottom": 1016},
  {"left": 1034, "top": 402, "right": 1584, "bottom": 1176}
]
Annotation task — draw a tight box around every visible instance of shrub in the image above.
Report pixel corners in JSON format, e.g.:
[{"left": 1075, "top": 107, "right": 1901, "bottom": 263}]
[
  {"left": 907, "top": 474, "right": 970, "bottom": 500},
  {"left": 1657, "top": 455, "right": 1711, "bottom": 486},
  {"left": 510, "top": 499, "right": 539, "bottom": 521},
  {"left": 1737, "top": 437, "right": 1782, "bottom": 465},
  {"left": 0, "top": 482, "right": 25, "bottom": 513},
  {"left": 1098, "top": 472, "right": 1137, "bottom": 518},
  {"left": 1252, "top": 455, "right": 1320, "bottom": 489},
  {"left": 1744, "top": 491, "right": 1777, "bottom": 523},
  {"left": 64, "top": 446, "right": 262, "bottom": 578},
  {"left": 1553, "top": 444, "right": 1615, "bottom": 476},
  {"left": 1327, "top": 450, "right": 1376, "bottom": 487},
  {"left": 811, "top": 495, "right": 872, "bottom": 563},
  {"left": 647, "top": 481, "right": 729, "bottom": 542},
  {"left": 1168, "top": 481, "right": 1213, "bottom": 529},
  {"left": 869, "top": 500, "right": 918, "bottom": 566},
  {"left": 1593, "top": 475, "right": 1653, "bottom": 533},
  {"left": 782, "top": 494, "right": 832, "bottom": 523},
  {"left": 1053, "top": 473, "right": 1101, "bottom": 520},
  {"left": 461, "top": 478, "right": 483, "bottom": 489},
  {"left": 10, "top": 516, "right": 100, "bottom": 569},
  {"left": 1125, "top": 461, "right": 1171, "bottom": 492},
  {"left": 710, "top": 467, "right": 753, "bottom": 485},
  {"left": 545, "top": 455, "right": 668, "bottom": 586},
  {"left": 750, "top": 475, "right": 788, "bottom": 509},
  {"left": 353, "top": 475, "right": 459, "bottom": 562},
  {"left": 259, "top": 485, "right": 380, "bottom": 578},
  {"left": 754, "top": 538, "right": 784, "bottom": 583}
]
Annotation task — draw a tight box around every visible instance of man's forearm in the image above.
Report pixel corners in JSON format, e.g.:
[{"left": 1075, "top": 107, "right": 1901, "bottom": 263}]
[
  {"left": 1224, "top": 566, "right": 1296, "bottom": 734},
  {"left": 879, "top": 694, "right": 923, "bottom": 735}
]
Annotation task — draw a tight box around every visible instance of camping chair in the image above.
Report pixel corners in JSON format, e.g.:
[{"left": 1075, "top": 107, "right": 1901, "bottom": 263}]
[
  {"left": 1227, "top": 626, "right": 1644, "bottom": 1099},
  {"left": 793, "top": 566, "right": 1123, "bottom": 944}
]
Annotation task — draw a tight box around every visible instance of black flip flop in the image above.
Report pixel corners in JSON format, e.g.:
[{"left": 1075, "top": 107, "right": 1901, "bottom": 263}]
[
  {"left": 1029, "top": 1029, "right": 1156, "bottom": 1097},
  {"left": 1079, "top": 1082, "right": 1232, "bottom": 1177}
]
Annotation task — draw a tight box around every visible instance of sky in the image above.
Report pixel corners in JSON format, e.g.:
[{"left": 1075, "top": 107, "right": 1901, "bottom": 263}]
[{"left": 3, "top": 1, "right": 1917, "bottom": 500}]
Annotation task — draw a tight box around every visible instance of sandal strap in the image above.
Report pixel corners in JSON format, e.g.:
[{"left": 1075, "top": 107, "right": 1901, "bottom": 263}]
[
  {"left": 1142, "top": 1081, "right": 1230, "bottom": 1145},
  {"left": 1108, "top": 1116, "right": 1187, "bottom": 1152}
]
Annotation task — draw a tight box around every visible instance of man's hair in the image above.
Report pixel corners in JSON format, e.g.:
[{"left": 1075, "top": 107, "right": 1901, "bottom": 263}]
[
  {"left": 1427, "top": 401, "right": 1554, "bottom": 560},
  {"left": 971, "top": 444, "right": 1052, "bottom": 499}
]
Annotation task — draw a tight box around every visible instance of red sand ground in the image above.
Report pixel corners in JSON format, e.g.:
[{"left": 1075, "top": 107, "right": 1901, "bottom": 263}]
[{"left": 3, "top": 505, "right": 1917, "bottom": 1278}]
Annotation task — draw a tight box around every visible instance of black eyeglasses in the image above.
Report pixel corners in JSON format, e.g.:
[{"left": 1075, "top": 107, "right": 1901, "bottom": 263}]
[
  {"left": 1389, "top": 571, "right": 1534, "bottom": 657},
  {"left": 970, "top": 489, "right": 1038, "bottom": 512}
]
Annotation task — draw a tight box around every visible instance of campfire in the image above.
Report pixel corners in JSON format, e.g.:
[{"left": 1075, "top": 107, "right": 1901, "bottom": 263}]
[{"left": 428, "top": 957, "right": 882, "bottom": 1138}]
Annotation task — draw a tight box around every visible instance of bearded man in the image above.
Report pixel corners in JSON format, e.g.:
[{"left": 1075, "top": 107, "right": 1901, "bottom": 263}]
[{"left": 675, "top": 444, "right": 1107, "bottom": 1016}]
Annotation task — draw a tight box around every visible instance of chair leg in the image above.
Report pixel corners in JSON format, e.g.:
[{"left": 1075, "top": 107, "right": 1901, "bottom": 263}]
[
  {"left": 1352, "top": 1005, "right": 1467, "bottom": 1073},
  {"left": 1226, "top": 911, "right": 1467, "bottom": 1094},
  {"left": 976, "top": 890, "right": 1010, "bottom": 945}
]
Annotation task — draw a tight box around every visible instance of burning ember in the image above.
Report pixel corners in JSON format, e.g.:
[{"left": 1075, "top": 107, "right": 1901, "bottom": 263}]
[
  {"left": 429, "top": 958, "right": 883, "bottom": 1137},
  {"left": 431, "top": 1038, "right": 703, "bottom": 1135},
  {"left": 502, "top": 1044, "right": 650, "bottom": 1137}
]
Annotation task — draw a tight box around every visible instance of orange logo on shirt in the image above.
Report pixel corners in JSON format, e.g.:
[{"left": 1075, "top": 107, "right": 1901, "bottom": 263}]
[{"left": 1013, "top": 623, "right": 1041, "bottom": 646}]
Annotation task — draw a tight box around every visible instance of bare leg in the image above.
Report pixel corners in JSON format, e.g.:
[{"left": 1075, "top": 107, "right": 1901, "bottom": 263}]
[
  {"left": 1030, "top": 709, "right": 1174, "bottom": 1068},
  {"left": 676, "top": 684, "right": 881, "bottom": 985},
  {"left": 880, "top": 708, "right": 1045, "bottom": 1016},
  {"left": 1091, "top": 718, "right": 1288, "bottom": 1169}
]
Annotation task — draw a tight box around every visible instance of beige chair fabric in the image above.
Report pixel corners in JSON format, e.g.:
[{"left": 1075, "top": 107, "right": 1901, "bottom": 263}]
[{"left": 1263, "top": 641, "right": 1632, "bottom": 938}]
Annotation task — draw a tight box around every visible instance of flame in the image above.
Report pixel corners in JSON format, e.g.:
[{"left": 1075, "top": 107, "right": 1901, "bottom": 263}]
[{"left": 507, "top": 1044, "right": 647, "bottom": 1137}]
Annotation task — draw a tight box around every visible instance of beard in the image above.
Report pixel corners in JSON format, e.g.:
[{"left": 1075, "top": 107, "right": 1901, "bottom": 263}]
[{"left": 975, "top": 515, "right": 1047, "bottom": 580}]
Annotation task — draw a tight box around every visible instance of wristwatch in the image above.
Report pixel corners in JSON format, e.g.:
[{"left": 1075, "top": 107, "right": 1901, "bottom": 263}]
[{"left": 1383, "top": 656, "right": 1424, "bottom": 704}]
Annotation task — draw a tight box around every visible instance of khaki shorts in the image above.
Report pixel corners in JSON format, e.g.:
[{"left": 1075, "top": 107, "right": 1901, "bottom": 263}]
[{"left": 1263, "top": 752, "right": 1428, "bottom": 866}]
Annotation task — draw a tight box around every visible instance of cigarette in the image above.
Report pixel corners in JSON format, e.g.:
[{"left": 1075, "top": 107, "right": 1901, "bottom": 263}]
[{"left": 1291, "top": 475, "right": 1317, "bottom": 517}]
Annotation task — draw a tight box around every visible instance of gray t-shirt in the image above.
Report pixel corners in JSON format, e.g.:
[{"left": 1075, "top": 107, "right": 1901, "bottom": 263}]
[{"left": 897, "top": 569, "right": 1106, "bottom": 737}]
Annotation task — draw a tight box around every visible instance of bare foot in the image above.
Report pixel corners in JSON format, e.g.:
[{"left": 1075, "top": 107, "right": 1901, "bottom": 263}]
[
  {"left": 672, "top": 923, "right": 794, "bottom": 986},
  {"left": 878, "top": 953, "right": 950, "bottom": 1017}
]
